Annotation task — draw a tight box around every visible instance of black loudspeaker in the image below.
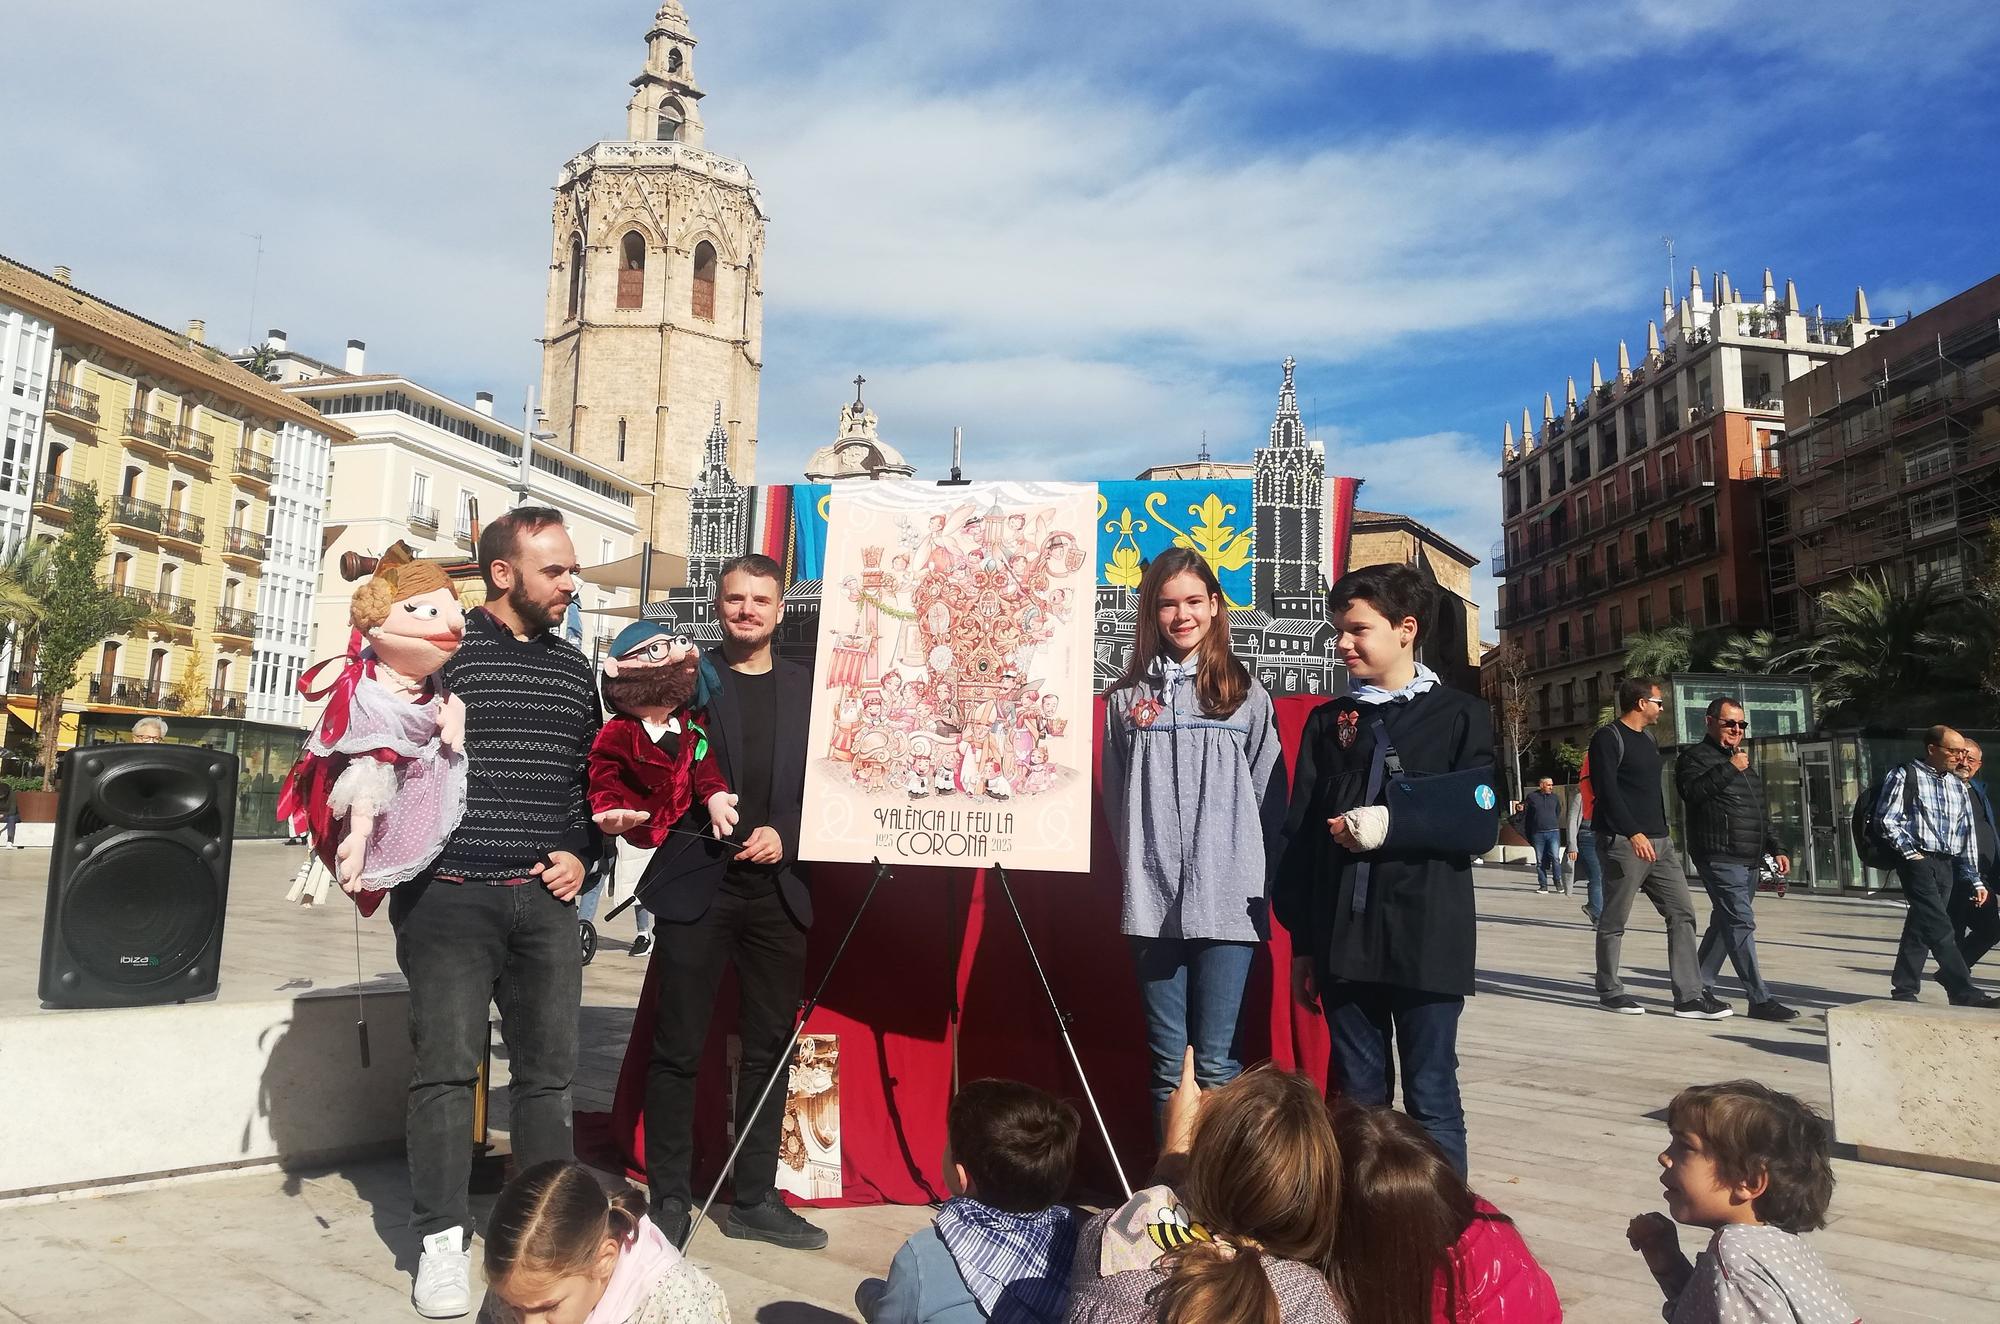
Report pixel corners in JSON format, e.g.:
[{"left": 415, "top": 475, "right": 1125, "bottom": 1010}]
[{"left": 38, "top": 743, "right": 237, "bottom": 1008}]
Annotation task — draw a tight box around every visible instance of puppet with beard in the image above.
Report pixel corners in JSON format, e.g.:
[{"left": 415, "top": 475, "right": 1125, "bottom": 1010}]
[{"left": 587, "top": 620, "right": 739, "bottom": 848}]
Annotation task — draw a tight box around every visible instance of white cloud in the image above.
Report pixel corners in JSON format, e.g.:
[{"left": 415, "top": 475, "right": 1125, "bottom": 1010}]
[{"left": 1326, "top": 429, "right": 1503, "bottom": 624}]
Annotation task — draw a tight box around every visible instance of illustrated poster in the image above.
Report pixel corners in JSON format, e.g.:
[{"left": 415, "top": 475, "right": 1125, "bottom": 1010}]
[
  {"left": 730, "top": 1033, "right": 841, "bottom": 1202},
  {"left": 799, "top": 481, "right": 1099, "bottom": 872}
]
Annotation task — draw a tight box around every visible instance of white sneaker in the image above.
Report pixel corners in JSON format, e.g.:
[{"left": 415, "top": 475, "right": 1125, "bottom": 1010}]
[{"left": 413, "top": 1226, "right": 471, "bottom": 1318}]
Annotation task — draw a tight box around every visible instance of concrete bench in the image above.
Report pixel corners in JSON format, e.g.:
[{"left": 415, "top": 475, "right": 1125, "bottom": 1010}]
[
  {"left": 1827, "top": 999, "right": 2000, "bottom": 1182},
  {"left": 0, "top": 981, "right": 411, "bottom": 1199}
]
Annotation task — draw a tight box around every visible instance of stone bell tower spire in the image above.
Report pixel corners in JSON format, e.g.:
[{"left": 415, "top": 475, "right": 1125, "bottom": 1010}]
[{"left": 628, "top": 2, "right": 707, "bottom": 146}]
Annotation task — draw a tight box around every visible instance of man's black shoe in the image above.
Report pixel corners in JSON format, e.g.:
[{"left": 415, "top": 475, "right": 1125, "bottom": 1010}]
[
  {"left": 1949, "top": 991, "right": 2000, "bottom": 1009},
  {"left": 1673, "top": 994, "right": 1733, "bottom": 1020},
  {"left": 649, "top": 1197, "right": 692, "bottom": 1247},
  {"left": 1747, "top": 1000, "right": 1800, "bottom": 1022},
  {"left": 723, "top": 1196, "right": 828, "bottom": 1250},
  {"left": 1891, "top": 991, "right": 1920, "bottom": 1002},
  {"left": 1599, "top": 995, "right": 1645, "bottom": 1015}
]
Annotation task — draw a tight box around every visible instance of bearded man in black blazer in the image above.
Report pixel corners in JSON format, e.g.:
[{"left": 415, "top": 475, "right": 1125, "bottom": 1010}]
[{"left": 638, "top": 553, "right": 822, "bottom": 1250}]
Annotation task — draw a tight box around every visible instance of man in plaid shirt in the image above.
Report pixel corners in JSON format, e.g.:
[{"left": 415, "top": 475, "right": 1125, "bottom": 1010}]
[{"left": 1877, "top": 725, "right": 2000, "bottom": 1007}]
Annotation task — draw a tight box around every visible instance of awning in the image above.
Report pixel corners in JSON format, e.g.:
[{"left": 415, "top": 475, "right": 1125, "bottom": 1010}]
[
  {"left": 6, "top": 699, "right": 81, "bottom": 750},
  {"left": 582, "top": 549, "right": 689, "bottom": 592},
  {"left": 581, "top": 601, "right": 687, "bottom": 621}
]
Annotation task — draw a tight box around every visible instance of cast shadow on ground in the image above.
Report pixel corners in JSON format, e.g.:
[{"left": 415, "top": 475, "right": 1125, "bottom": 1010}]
[
  {"left": 1711, "top": 1033, "right": 1828, "bottom": 1065},
  {"left": 756, "top": 1305, "right": 850, "bottom": 1323}
]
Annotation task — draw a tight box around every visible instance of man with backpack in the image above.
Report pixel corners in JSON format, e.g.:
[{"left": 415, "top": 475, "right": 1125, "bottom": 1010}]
[
  {"left": 1950, "top": 740, "right": 2000, "bottom": 982},
  {"left": 1588, "top": 677, "right": 1725, "bottom": 1018},
  {"left": 1873, "top": 726, "right": 2000, "bottom": 1007},
  {"left": 1675, "top": 698, "right": 1796, "bottom": 1022}
]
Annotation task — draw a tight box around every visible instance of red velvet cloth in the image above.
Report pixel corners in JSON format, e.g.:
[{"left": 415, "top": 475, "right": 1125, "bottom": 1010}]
[{"left": 598, "top": 694, "right": 1331, "bottom": 1205}]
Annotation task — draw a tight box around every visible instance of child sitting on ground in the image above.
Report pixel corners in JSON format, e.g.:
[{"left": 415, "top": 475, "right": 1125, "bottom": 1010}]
[
  {"left": 1627, "top": 1081, "right": 1859, "bottom": 1324},
  {"left": 483, "top": 1159, "right": 730, "bottom": 1324},
  {"left": 1329, "top": 1104, "right": 1561, "bottom": 1323},
  {"left": 857, "top": 1079, "right": 1081, "bottom": 1324}
]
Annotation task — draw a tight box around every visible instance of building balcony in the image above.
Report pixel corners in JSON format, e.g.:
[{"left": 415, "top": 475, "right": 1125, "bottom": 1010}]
[
  {"left": 207, "top": 688, "right": 250, "bottom": 719},
  {"left": 109, "top": 493, "right": 168, "bottom": 538},
  {"left": 409, "top": 502, "right": 439, "bottom": 534},
  {"left": 86, "top": 672, "right": 170, "bottom": 710},
  {"left": 112, "top": 583, "right": 198, "bottom": 628},
  {"left": 7, "top": 669, "right": 40, "bottom": 695},
  {"left": 233, "top": 447, "right": 275, "bottom": 486},
  {"left": 215, "top": 604, "right": 257, "bottom": 638},
  {"left": 171, "top": 423, "right": 215, "bottom": 465},
  {"left": 46, "top": 380, "right": 101, "bottom": 428},
  {"left": 1489, "top": 539, "right": 1508, "bottom": 575},
  {"left": 223, "top": 527, "right": 270, "bottom": 561},
  {"left": 454, "top": 524, "right": 475, "bottom": 551},
  {"left": 34, "top": 472, "right": 89, "bottom": 520},
  {"left": 122, "top": 408, "right": 178, "bottom": 452},
  {"left": 158, "top": 507, "right": 205, "bottom": 548}
]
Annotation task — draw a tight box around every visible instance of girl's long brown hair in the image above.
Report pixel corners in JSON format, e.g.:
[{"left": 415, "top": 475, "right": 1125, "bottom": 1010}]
[
  {"left": 1328, "top": 1105, "right": 1495, "bottom": 1324},
  {"left": 483, "top": 1159, "right": 649, "bottom": 1288},
  {"left": 1150, "top": 1067, "right": 1344, "bottom": 1324},
  {"left": 1114, "top": 547, "right": 1250, "bottom": 719}
]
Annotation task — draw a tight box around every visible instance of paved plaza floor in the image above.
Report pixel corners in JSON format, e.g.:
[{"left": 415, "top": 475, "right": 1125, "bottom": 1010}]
[{"left": 2, "top": 842, "right": 1995, "bottom": 1322}]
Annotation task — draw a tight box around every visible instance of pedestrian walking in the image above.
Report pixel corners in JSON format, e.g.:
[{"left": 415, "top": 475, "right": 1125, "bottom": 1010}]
[
  {"left": 1874, "top": 726, "right": 2000, "bottom": 1007},
  {"left": 1520, "top": 777, "right": 1565, "bottom": 895},
  {"left": 1567, "top": 753, "right": 1605, "bottom": 924},
  {"left": 1949, "top": 739, "right": 1999, "bottom": 983},
  {"left": 1675, "top": 698, "right": 1797, "bottom": 1022},
  {"left": 1589, "top": 677, "right": 1725, "bottom": 1019}
]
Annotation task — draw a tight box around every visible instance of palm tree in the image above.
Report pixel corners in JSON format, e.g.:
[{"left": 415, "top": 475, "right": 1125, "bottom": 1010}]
[
  {"left": 1783, "top": 572, "right": 1977, "bottom": 721},
  {"left": 1622, "top": 623, "right": 1693, "bottom": 677},
  {"left": 1710, "top": 628, "right": 1792, "bottom": 675}
]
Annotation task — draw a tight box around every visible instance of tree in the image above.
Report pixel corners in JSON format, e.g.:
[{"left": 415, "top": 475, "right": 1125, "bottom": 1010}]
[
  {"left": 32, "top": 485, "right": 156, "bottom": 788},
  {"left": 172, "top": 636, "right": 210, "bottom": 717},
  {"left": 1710, "top": 628, "right": 1791, "bottom": 675},
  {"left": 1489, "top": 640, "right": 1532, "bottom": 800},
  {"left": 1781, "top": 571, "right": 1984, "bottom": 723},
  {"left": 1622, "top": 623, "right": 1694, "bottom": 677},
  {"left": 240, "top": 343, "right": 282, "bottom": 381},
  {"left": 1554, "top": 740, "right": 1586, "bottom": 777}
]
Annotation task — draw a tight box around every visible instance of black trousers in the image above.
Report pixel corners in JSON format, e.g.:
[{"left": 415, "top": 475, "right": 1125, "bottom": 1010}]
[
  {"left": 644, "top": 880, "right": 807, "bottom": 1207},
  {"left": 1948, "top": 876, "right": 2000, "bottom": 973},
  {"left": 1891, "top": 856, "right": 1977, "bottom": 1000}
]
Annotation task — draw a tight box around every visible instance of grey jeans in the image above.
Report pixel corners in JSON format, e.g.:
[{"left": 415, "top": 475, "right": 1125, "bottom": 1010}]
[{"left": 1594, "top": 833, "right": 1703, "bottom": 1002}]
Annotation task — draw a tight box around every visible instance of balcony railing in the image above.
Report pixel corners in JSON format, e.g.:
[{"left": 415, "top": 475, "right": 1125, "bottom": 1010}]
[
  {"left": 47, "top": 380, "right": 101, "bottom": 424},
  {"left": 215, "top": 604, "right": 257, "bottom": 636},
  {"left": 7, "top": 669, "right": 40, "bottom": 695},
  {"left": 409, "top": 503, "right": 439, "bottom": 532},
  {"left": 87, "top": 673, "right": 169, "bottom": 709},
  {"left": 208, "top": 689, "right": 250, "bottom": 719},
  {"left": 110, "top": 493, "right": 167, "bottom": 534},
  {"left": 224, "top": 527, "right": 270, "bottom": 557},
  {"left": 36, "top": 472, "right": 90, "bottom": 513},
  {"left": 122, "top": 408, "right": 178, "bottom": 448},
  {"left": 234, "top": 447, "right": 275, "bottom": 483},
  {"left": 172, "top": 423, "right": 215, "bottom": 463},
  {"left": 111, "top": 583, "right": 198, "bottom": 626},
  {"left": 159, "top": 508, "right": 205, "bottom": 544}
]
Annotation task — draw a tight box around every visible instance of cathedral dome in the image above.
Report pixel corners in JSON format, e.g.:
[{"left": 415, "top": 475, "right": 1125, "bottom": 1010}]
[{"left": 804, "top": 383, "right": 916, "bottom": 482}]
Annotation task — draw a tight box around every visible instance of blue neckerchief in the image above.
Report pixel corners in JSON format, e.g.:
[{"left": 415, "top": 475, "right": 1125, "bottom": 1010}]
[
  {"left": 1349, "top": 662, "right": 1440, "bottom": 705},
  {"left": 1158, "top": 656, "right": 1198, "bottom": 688},
  {"left": 933, "top": 1199, "right": 1078, "bottom": 1323}
]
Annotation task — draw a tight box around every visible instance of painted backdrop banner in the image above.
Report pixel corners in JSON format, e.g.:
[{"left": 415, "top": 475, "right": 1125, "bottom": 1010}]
[
  {"left": 1096, "top": 479, "right": 1256, "bottom": 608},
  {"left": 799, "top": 481, "right": 1100, "bottom": 872}
]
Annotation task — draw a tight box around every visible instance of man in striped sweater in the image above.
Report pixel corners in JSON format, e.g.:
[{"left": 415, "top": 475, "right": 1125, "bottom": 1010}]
[{"left": 393, "top": 506, "right": 600, "bottom": 1319}]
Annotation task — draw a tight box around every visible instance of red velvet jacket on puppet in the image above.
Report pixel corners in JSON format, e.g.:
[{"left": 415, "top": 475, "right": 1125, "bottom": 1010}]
[
  {"left": 588, "top": 621, "right": 738, "bottom": 849},
  {"left": 277, "top": 544, "right": 469, "bottom": 915}
]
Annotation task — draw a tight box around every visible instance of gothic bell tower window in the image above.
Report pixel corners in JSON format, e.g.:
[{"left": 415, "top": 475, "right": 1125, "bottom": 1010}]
[
  {"left": 658, "top": 97, "right": 685, "bottom": 142},
  {"left": 618, "top": 231, "right": 646, "bottom": 309},
  {"left": 566, "top": 235, "right": 586, "bottom": 320},
  {"left": 668, "top": 47, "right": 683, "bottom": 73},
  {"left": 692, "top": 241, "right": 717, "bottom": 320}
]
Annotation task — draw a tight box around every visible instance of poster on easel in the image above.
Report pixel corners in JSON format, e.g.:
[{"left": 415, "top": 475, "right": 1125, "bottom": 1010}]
[
  {"left": 729, "top": 1034, "right": 842, "bottom": 1202},
  {"left": 799, "top": 481, "right": 1099, "bottom": 873}
]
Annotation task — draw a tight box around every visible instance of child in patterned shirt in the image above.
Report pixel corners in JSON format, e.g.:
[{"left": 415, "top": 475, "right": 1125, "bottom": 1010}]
[{"left": 1627, "top": 1081, "right": 1860, "bottom": 1324}]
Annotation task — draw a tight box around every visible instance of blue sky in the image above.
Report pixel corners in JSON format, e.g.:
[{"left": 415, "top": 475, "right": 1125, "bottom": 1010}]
[{"left": 5, "top": 1, "right": 1998, "bottom": 624}]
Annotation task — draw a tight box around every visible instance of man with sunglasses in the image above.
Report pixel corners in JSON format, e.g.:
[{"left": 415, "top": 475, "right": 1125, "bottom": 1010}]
[
  {"left": 1675, "top": 697, "right": 1796, "bottom": 1022},
  {"left": 1588, "top": 677, "right": 1721, "bottom": 1017}
]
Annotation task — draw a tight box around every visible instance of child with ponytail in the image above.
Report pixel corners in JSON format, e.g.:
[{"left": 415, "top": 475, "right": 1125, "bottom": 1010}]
[
  {"left": 483, "top": 1160, "right": 730, "bottom": 1324},
  {"left": 1066, "top": 1056, "right": 1348, "bottom": 1324}
]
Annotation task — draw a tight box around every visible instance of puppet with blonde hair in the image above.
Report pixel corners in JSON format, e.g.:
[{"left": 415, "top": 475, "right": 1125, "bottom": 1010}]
[{"left": 278, "top": 543, "right": 469, "bottom": 911}]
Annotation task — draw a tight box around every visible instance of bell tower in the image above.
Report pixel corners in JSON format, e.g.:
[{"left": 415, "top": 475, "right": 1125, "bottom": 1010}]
[{"left": 540, "top": 0, "right": 766, "bottom": 562}]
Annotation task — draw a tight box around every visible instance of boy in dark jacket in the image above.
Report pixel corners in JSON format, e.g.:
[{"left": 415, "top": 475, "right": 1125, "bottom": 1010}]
[
  {"left": 1674, "top": 697, "right": 1796, "bottom": 1022},
  {"left": 1275, "top": 564, "right": 1494, "bottom": 1177}
]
